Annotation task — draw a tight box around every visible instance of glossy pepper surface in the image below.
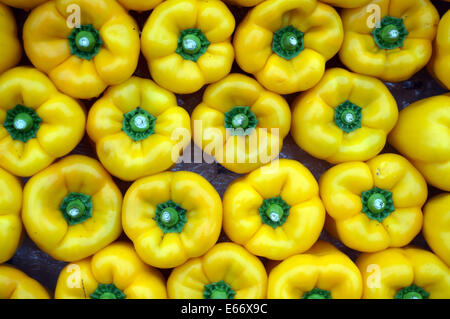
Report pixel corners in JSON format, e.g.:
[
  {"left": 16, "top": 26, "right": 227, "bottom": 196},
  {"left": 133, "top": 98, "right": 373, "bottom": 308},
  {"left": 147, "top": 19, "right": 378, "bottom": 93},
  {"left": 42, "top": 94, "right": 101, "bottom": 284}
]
[
  {"left": 0, "top": 265, "right": 50, "bottom": 299},
  {"left": 291, "top": 68, "right": 398, "bottom": 163},
  {"left": 357, "top": 247, "right": 450, "bottom": 299},
  {"left": 55, "top": 242, "right": 167, "bottom": 299},
  {"left": 116, "top": 0, "right": 163, "bottom": 11},
  {"left": 223, "top": 159, "right": 325, "bottom": 260},
  {"left": 141, "top": 0, "right": 235, "bottom": 94},
  {"left": 0, "top": 0, "right": 47, "bottom": 9},
  {"left": 423, "top": 193, "right": 450, "bottom": 266},
  {"left": 320, "top": 153, "right": 427, "bottom": 253},
  {"left": 428, "top": 10, "right": 450, "bottom": 90},
  {"left": 122, "top": 171, "right": 222, "bottom": 269},
  {"left": 0, "top": 3, "right": 21, "bottom": 74},
  {"left": 389, "top": 94, "right": 450, "bottom": 191},
  {"left": 267, "top": 241, "right": 362, "bottom": 299},
  {"left": 233, "top": 0, "right": 343, "bottom": 94},
  {"left": 167, "top": 242, "right": 267, "bottom": 299},
  {"left": 339, "top": 0, "right": 440, "bottom": 82},
  {"left": 191, "top": 73, "right": 291, "bottom": 174},
  {"left": 0, "top": 67, "right": 85, "bottom": 177},
  {"left": 23, "top": 0, "right": 140, "bottom": 99},
  {"left": 22, "top": 155, "right": 123, "bottom": 262},
  {"left": 320, "top": 0, "right": 371, "bottom": 8},
  {"left": 223, "top": 0, "right": 264, "bottom": 7},
  {"left": 87, "top": 77, "right": 191, "bottom": 181},
  {"left": 0, "top": 168, "right": 22, "bottom": 264}
]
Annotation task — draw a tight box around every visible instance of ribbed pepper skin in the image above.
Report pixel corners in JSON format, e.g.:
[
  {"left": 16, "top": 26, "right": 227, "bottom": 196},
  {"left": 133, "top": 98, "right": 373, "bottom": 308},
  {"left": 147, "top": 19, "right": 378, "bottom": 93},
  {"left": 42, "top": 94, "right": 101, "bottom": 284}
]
[
  {"left": 116, "top": 0, "right": 163, "bottom": 11},
  {"left": 0, "top": 265, "right": 50, "bottom": 299},
  {"left": 428, "top": 10, "right": 450, "bottom": 90},
  {"left": 320, "top": 0, "right": 371, "bottom": 8},
  {"left": 0, "top": 3, "right": 21, "bottom": 74},
  {"left": 0, "top": 0, "right": 47, "bottom": 9}
]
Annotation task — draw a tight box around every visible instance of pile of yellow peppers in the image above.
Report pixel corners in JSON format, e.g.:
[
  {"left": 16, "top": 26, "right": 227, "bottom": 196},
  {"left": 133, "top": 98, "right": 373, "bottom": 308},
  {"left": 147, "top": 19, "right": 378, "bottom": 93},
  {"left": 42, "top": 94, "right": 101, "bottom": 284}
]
[{"left": 0, "top": 0, "right": 449, "bottom": 300}]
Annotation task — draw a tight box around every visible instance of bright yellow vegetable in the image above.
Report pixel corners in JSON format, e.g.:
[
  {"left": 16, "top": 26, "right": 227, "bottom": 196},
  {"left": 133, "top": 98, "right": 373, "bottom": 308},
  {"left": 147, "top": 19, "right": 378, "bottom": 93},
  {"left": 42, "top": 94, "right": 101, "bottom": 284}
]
[
  {"left": 423, "top": 193, "right": 450, "bottom": 266},
  {"left": 0, "top": 265, "right": 50, "bottom": 299},
  {"left": 291, "top": 68, "right": 398, "bottom": 163},
  {"left": 233, "top": 0, "right": 343, "bottom": 94},
  {"left": 116, "top": 0, "right": 163, "bottom": 11},
  {"left": 0, "top": 0, "right": 47, "bottom": 9},
  {"left": 428, "top": 10, "right": 450, "bottom": 90},
  {"left": 320, "top": 153, "right": 428, "bottom": 253},
  {"left": 23, "top": 0, "right": 140, "bottom": 99},
  {"left": 223, "top": 159, "right": 325, "bottom": 260},
  {"left": 0, "top": 67, "right": 85, "bottom": 177},
  {"left": 22, "top": 155, "right": 123, "bottom": 262},
  {"left": 389, "top": 94, "right": 450, "bottom": 191},
  {"left": 191, "top": 73, "right": 291, "bottom": 174},
  {"left": 0, "top": 3, "right": 21, "bottom": 75},
  {"left": 87, "top": 76, "right": 191, "bottom": 181},
  {"left": 167, "top": 242, "right": 267, "bottom": 299},
  {"left": 122, "top": 171, "right": 222, "bottom": 269},
  {"left": 223, "top": 0, "right": 264, "bottom": 7},
  {"left": 320, "top": 0, "right": 371, "bottom": 8},
  {"left": 339, "top": 0, "right": 440, "bottom": 82},
  {"left": 267, "top": 241, "right": 362, "bottom": 299},
  {"left": 141, "top": 0, "right": 235, "bottom": 94},
  {"left": 55, "top": 241, "right": 167, "bottom": 299},
  {"left": 357, "top": 247, "right": 450, "bottom": 299}
]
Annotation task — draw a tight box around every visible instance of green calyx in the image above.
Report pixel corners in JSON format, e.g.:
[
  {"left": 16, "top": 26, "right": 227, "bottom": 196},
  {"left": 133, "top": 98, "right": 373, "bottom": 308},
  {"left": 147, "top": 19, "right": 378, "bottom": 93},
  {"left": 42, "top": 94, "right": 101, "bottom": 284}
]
[
  {"left": 259, "top": 196, "right": 290, "bottom": 229},
  {"left": 59, "top": 192, "right": 93, "bottom": 226},
  {"left": 272, "top": 25, "right": 304, "bottom": 60},
  {"left": 395, "top": 284, "right": 429, "bottom": 299},
  {"left": 122, "top": 107, "right": 156, "bottom": 141},
  {"left": 68, "top": 24, "right": 103, "bottom": 60},
  {"left": 224, "top": 106, "right": 258, "bottom": 136},
  {"left": 372, "top": 16, "right": 408, "bottom": 50},
  {"left": 302, "top": 288, "right": 332, "bottom": 299},
  {"left": 203, "top": 280, "right": 236, "bottom": 299},
  {"left": 90, "top": 283, "right": 126, "bottom": 299},
  {"left": 154, "top": 200, "right": 187, "bottom": 234},
  {"left": 361, "top": 187, "right": 394, "bottom": 223},
  {"left": 3, "top": 104, "right": 42, "bottom": 143},
  {"left": 334, "top": 101, "right": 362, "bottom": 133},
  {"left": 176, "top": 28, "right": 210, "bottom": 62}
]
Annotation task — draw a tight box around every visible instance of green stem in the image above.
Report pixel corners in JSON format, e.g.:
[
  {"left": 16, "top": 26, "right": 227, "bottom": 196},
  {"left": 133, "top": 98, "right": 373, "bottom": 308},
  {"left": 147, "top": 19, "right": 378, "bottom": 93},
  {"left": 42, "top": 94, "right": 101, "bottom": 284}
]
[
  {"left": 334, "top": 100, "right": 362, "bottom": 133},
  {"left": 302, "top": 288, "right": 332, "bottom": 299},
  {"left": 361, "top": 187, "right": 394, "bottom": 223},
  {"left": 272, "top": 25, "right": 304, "bottom": 60},
  {"left": 3, "top": 104, "right": 42, "bottom": 143},
  {"left": 372, "top": 16, "right": 408, "bottom": 50},
  {"left": 224, "top": 106, "right": 258, "bottom": 136},
  {"left": 395, "top": 284, "right": 429, "bottom": 299},
  {"left": 154, "top": 200, "right": 187, "bottom": 234},
  {"left": 176, "top": 28, "right": 210, "bottom": 62},
  {"left": 203, "top": 280, "right": 236, "bottom": 299},
  {"left": 90, "top": 283, "right": 126, "bottom": 299},
  {"left": 68, "top": 24, "right": 103, "bottom": 60},
  {"left": 122, "top": 107, "right": 156, "bottom": 141},
  {"left": 259, "top": 196, "right": 290, "bottom": 229},
  {"left": 59, "top": 192, "right": 93, "bottom": 226}
]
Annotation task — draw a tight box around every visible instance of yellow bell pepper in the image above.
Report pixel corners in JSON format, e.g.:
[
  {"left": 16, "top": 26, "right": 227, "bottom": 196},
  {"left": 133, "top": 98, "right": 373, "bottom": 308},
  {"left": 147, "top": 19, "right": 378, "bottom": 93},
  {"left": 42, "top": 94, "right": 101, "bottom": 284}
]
[
  {"left": 141, "top": 0, "right": 235, "bottom": 94},
  {"left": 122, "top": 171, "right": 222, "bottom": 269},
  {"left": 0, "top": 265, "right": 50, "bottom": 299},
  {"left": 0, "top": 67, "right": 85, "bottom": 177},
  {"left": 291, "top": 68, "right": 398, "bottom": 164},
  {"left": 428, "top": 10, "right": 450, "bottom": 90},
  {"left": 22, "top": 155, "right": 123, "bottom": 262},
  {"left": 388, "top": 94, "right": 450, "bottom": 191},
  {"left": 167, "top": 242, "right": 267, "bottom": 299},
  {"left": 339, "top": 0, "right": 440, "bottom": 82},
  {"left": 320, "top": 0, "right": 371, "bottom": 8},
  {"left": 357, "top": 247, "right": 450, "bottom": 299},
  {"left": 223, "top": 159, "right": 325, "bottom": 260},
  {"left": 191, "top": 73, "right": 291, "bottom": 174},
  {"left": 23, "top": 0, "right": 140, "bottom": 99},
  {"left": 320, "top": 153, "right": 428, "bottom": 253},
  {"left": 423, "top": 193, "right": 450, "bottom": 266},
  {"left": 223, "top": 0, "right": 264, "bottom": 7},
  {"left": 86, "top": 77, "right": 191, "bottom": 182},
  {"left": 116, "top": 0, "right": 163, "bottom": 11},
  {"left": 55, "top": 241, "right": 167, "bottom": 299},
  {"left": 267, "top": 241, "right": 362, "bottom": 299},
  {"left": 0, "top": 3, "right": 21, "bottom": 75},
  {"left": 233, "top": 0, "right": 343, "bottom": 95},
  {"left": 0, "top": 0, "right": 47, "bottom": 10},
  {"left": 0, "top": 168, "right": 22, "bottom": 264}
]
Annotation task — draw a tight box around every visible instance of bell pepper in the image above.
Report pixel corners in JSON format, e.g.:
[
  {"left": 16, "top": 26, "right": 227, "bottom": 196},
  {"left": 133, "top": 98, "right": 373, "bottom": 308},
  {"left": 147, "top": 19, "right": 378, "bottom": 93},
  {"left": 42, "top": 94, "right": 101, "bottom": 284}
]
[
  {"left": 0, "top": 168, "right": 22, "bottom": 264},
  {"left": 191, "top": 73, "right": 291, "bottom": 174},
  {"left": 320, "top": 153, "right": 428, "bottom": 253},
  {"left": 423, "top": 193, "right": 450, "bottom": 266},
  {"left": 23, "top": 0, "right": 140, "bottom": 99},
  {"left": 357, "top": 247, "right": 450, "bottom": 299},
  {"left": 167, "top": 242, "right": 267, "bottom": 299},
  {"left": 86, "top": 77, "right": 191, "bottom": 181},
  {"left": 22, "top": 155, "right": 123, "bottom": 262},
  {"left": 428, "top": 10, "right": 450, "bottom": 90},
  {"left": 0, "top": 67, "right": 86, "bottom": 177},
  {"left": 55, "top": 241, "right": 167, "bottom": 299},
  {"left": 319, "top": 0, "right": 371, "bottom": 8},
  {"left": 388, "top": 94, "right": 450, "bottom": 191},
  {"left": 291, "top": 68, "right": 398, "bottom": 164},
  {"left": 233, "top": 0, "right": 343, "bottom": 95},
  {"left": 222, "top": 0, "right": 264, "bottom": 7},
  {"left": 122, "top": 171, "right": 222, "bottom": 269},
  {"left": 267, "top": 241, "right": 362, "bottom": 299},
  {"left": 0, "top": 0, "right": 47, "bottom": 9},
  {"left": 339, "top": 0, "right": 440, "bottom": 82},
  {"left": 116, "top": 0, "right": 163, "bottom": 11},
  {"left": 141, "top": 0, "right": 235, "bottom": 94},
  {"left": 0, "top": 265, "right": 50, "bottom": 299},
  {"left": 223, "top": 159, "right": 325, "bottom": 260},
  {"left": 0, "top": 3, "right": 21, "bottom": 75}
]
